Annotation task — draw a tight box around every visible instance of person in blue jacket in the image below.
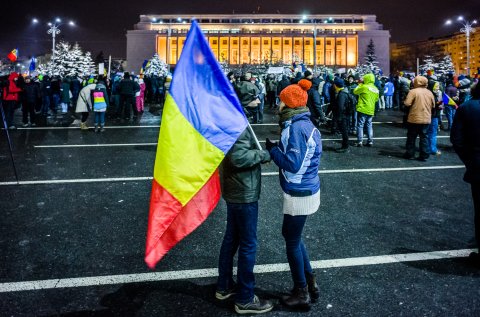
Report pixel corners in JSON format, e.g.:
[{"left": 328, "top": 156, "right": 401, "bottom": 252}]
[{"left": 265, "top": 79, "right": 322, "bottom": 309}]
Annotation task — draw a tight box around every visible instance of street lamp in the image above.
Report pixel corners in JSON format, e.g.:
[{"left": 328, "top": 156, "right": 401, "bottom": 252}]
[
  {"left": 445, "top": 16, "right": 477, "bottom": 76},
  {"left": 33, "top": 17, "right": 75, "bottom": 60}
]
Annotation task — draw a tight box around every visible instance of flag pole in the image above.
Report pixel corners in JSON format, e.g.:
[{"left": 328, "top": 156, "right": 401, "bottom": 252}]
[
  {"left": 247, "top": 122, "right": 262, "bottom": 150},
  {"left": 0, "top": 100, "right": 19, "bottom": 184}
]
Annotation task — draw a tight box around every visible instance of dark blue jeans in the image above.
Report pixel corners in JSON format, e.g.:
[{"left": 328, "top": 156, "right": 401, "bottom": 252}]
[
  {"left": 282, "top": 214, "right": 313, "bottom": 289},
  {"left": 218, "top": 201, "right": 258, "bottom": 304},
  {"left": 444, "top": 105, "right": 456, "bottom": 130}
]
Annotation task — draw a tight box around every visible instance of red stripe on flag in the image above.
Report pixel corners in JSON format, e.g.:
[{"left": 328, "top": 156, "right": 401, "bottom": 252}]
[{"left": 145, "top": 170, "right": 221, "bottom": 269}]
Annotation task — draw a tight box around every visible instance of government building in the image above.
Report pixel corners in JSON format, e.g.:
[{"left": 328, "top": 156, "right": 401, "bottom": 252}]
[{"left": 127, "top": 14, "right": 390, "bottom": 74}]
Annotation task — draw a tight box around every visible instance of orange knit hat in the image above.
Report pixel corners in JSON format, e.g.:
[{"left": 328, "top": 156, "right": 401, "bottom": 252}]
[{"left": 279, "top": 79, "right": 312, "bottom": 108}]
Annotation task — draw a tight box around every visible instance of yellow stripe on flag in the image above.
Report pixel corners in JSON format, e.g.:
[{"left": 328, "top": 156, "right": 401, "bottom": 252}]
[{"left": 153, "top": 93, "right": 224, "bottom": 206}]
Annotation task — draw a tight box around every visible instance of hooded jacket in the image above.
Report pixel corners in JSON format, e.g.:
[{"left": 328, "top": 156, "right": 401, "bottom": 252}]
[
  {"left": 220, "top": 128, "right": 270, "bottom": 204},
  {"left": 404, "top": 76, "right": 435, "bottom": 124},
  {"left": 353, "top": 73, "right": 379, "bottom": 116},
  {"left": 2, "top": 73, "right": 21, "bottom": 101}
]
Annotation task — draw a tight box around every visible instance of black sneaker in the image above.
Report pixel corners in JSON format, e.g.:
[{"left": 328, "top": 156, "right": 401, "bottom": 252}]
[
  {"left": 215, "top": 284, "right": 237, "bottom": 300},
  {"left": 235, "top": 295, "right": 273, "bottom": 314},
  {"left": 354, "top": 142, "right": 363, "bottom": 147},
  {"left": 365, "top": 142, "right": 373, "bottom": 147}
]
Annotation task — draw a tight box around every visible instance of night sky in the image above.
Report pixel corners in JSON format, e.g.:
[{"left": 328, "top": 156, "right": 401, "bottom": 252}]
[{"left": 2, "top": 0, "right": 479, "bottom": 60}]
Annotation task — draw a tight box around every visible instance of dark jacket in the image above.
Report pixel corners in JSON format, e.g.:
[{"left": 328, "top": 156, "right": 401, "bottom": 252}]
[
  {"left": 277, "top": 76, "right": 290, "bottom": 95},
  {"left": 60, "top": 79, "right": 71, "bottom": 103},
  {"left": 451, "top": 99, "right": 480, "bottom": 184},
  {"left": 22, "top": 82, "right": 41, "bottom": 104},
  {"left": 119, "top": 78, "right": 140, "bottom": 96},
  {"left": 234, "top": 80, "right": 259, "bottom": 107},
  {"left": 220, "top": 128, "right": 270, "bottom": 203},
  {"left": 306, "top": 78, "right": 325, "bottom": 126},
  {"left": 269, "top": 112, "right": 322, "bottom": 195},
  {"left": 334, "top": 89, "right": 350, "bottom": 118},
  {"left": 41, "top": 77, "right": 52, "bottom": 97}
]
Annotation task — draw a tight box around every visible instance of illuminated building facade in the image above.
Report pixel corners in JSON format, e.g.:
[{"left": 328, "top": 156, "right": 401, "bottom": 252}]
[
  {"left": 127, "top": 14, "right": 390, "bottom": 74},
  {"left": 391, "top": 27, "right": 480, "bottom": 75}
]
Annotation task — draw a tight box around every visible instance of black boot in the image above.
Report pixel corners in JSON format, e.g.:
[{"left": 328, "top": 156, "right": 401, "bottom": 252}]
[
  {"left": 282, "top": 287, "right": 310, "bottom": 309},
  {"left": 305, "top": 271, "right": 320, "bottom": 301}
]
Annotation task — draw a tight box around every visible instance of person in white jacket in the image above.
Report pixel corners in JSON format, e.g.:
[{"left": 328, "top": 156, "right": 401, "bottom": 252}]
[{"left": 75, "top": 81, "right": 96, "bottom": 130}]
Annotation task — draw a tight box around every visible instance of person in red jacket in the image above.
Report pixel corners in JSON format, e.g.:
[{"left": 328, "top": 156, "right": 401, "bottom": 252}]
[{"left": 2, "top": 72, "right": 22, "bottom": 129}]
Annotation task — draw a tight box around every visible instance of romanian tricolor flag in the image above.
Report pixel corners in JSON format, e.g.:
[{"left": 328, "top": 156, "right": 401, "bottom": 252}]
[
  {"left": 7, "top": 49, "right": 18, "bottom": 62},
  {"left": 144, "top": 21, "right": 248, "bottom": 269},
  {"left": 443, "top": 92, "right": 457, "bottom": 108}
]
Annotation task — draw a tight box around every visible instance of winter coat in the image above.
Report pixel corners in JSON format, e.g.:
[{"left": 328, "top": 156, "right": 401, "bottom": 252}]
[
  {"left": 446, "top": 85, "right": 459, "bottom": 105},
  {"left": 353, "top": 73, "right": 379, "bottom": 116},
  {"left": 22, "top": 82, "right": 41, "bottom": 104},
  {"left": 333, "top": 88, "right": 350, "bottom": 118},
  {"left": 60, "top": 80, "right": 71, "bottom": 103},
  {"left": 451, "top": 98, "right": 480, "bottom": 184},
  {"left": 118, "top": 78, "right": 139, "bottom": 96},
  {"left": 41, "top": 78, "right": 52, "bottom": 97},
  {"left": 220, "top": 128, "right": 270, "bottom": 204},
  {"left": 384, "top": 82, "right": 395, "bottom": 96},
  {"left": 51, "top": 79, "right": 61, "bottom": 95},
  {"left": 306, "top": 78, "right": 325, "bottom": 125},
  {"left": 403, "top": 76, "right": 435, "bottom": 124},
  {"left": 75, "top": 83, "right": 96, "bottom": 113},
  {"left": 432, "top": 83, "right": 444, "bottom": 119},
  {"left": 269, "top": 112, "right": 322, "bottom": 196},
  {"left": 235, "top": 80, "right": 259, "bottom": 107},
  {"left": 277, "top": 77, "right": 290, "bottom": 95},
  {"left": 90, "top": 82, "right": 110, "bottom": 112},
  {"left": 2, "top": 73, "right": 22, "bottom": 101}
]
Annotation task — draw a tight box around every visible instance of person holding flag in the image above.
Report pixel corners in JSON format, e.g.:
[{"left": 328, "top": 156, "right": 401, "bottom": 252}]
[
  {"left": 216, "top": 107, "right": 273, "bottom": 314},
  {"left": 145, "top": 21, "right": 274, "bottom": 314},
  {"left": 444, "top": 80, "right": 459, "bottom": 131}
]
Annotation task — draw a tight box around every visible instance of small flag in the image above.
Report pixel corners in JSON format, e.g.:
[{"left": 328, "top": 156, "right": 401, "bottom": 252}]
[
  {"left": 29, "top": 57, "right": 36, "bottom": 72},
  {"left": 144, "top": 21, "right": 248, "bottom": 269},
  {"left": 7, "top": 49, "right": 18, "bottom": 62},
  {"left": 442, "top": 92, "right": 457, "bottom": 107}
]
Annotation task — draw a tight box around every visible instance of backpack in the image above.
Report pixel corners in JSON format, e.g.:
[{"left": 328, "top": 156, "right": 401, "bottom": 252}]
[{"left": 92, "top": 87, "right": 107, "bottom": 111}]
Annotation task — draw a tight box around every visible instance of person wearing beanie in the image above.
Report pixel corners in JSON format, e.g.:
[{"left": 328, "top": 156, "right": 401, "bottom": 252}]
[
  {"left": 265, "top": 79, "right": 322, "bottom": 309},
  {"left": 303, "top": 70, "right": 313, "bottom": 79},
  {"left": 353, "top": 73, "right": 379, "bottom": 147}
]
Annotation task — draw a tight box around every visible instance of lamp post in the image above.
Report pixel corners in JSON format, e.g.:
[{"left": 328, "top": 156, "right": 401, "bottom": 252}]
[
  {"left": 34, "top": 18, "right": 75, "bottom": 61},
  {"left": 446, "top": 16, "right": 477, "bottom": 76}
]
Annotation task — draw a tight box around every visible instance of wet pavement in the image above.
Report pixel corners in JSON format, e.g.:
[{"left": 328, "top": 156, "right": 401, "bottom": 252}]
[{"left": 0, "top": 106, "right": 479, "bottom": 316}]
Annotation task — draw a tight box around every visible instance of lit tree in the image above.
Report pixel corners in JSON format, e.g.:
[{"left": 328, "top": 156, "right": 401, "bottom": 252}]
[
  {"left": 419, "top": 55, "right": 439, "bottom": 75},
  {"left": 363, "top": 39, "right": 381, "bottom": 74},
  {"left": 436, "top": 55, "right": 455, "bottom": 76},
  {"left": 37, "top": 41, "right": 94, "bottom": 78},
  {"left": 144, "top": 53, "right": 168, "bottom": 77}
]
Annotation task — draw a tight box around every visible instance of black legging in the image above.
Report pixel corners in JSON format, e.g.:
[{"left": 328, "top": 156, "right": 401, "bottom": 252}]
[{"left": 81, "top": 112, "right": 89, "bottom": 123}]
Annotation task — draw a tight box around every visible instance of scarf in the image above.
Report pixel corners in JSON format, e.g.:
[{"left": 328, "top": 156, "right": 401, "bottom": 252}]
[{"left": 278, "top": 106, "right": 310, "bottom": 125}]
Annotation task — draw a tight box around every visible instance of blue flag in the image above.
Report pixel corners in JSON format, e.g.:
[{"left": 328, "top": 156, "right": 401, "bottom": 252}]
[{"left": 29, "top": 57, "right": 36, "bottom": 72}]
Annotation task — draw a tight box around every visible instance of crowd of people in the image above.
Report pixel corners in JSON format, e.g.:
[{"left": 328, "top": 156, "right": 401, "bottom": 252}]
[
  {"left": 0, "top": 72, "right": 171, "bottom": 131},
  {"left": 217, "top": 68, "right": 480, "bottom": 314},
  {"left": 227, "top": 68, "right": 479, "bottom": 157}
]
